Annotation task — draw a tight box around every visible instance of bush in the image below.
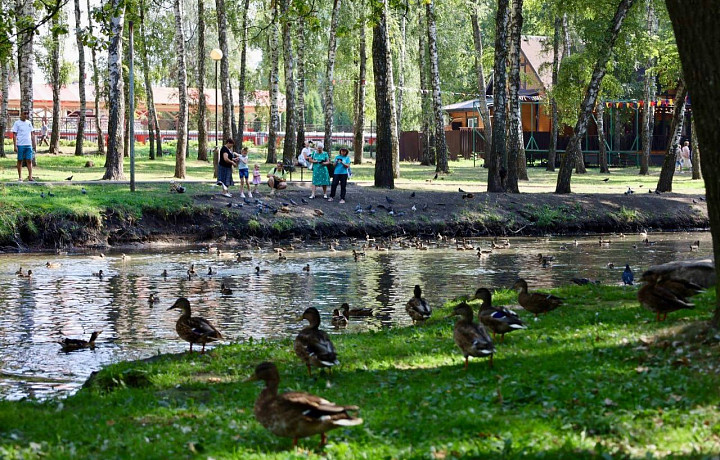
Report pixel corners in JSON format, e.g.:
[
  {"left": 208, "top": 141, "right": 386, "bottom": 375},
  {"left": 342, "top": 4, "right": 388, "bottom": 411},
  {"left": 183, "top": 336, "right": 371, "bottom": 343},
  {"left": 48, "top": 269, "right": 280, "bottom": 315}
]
[
  {"left": 242, "top": 140, "right": 255, "bottom": 149},
  {"left": 364, "top": 144, "right": 376, "bottom": 153}
]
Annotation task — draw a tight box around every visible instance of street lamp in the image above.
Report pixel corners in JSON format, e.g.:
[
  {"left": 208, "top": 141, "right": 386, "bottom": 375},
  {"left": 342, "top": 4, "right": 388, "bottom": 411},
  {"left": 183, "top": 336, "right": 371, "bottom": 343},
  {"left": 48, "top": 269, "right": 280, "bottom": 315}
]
[{"left": 210, "top": 48, "right": 223, "bottom": 147}]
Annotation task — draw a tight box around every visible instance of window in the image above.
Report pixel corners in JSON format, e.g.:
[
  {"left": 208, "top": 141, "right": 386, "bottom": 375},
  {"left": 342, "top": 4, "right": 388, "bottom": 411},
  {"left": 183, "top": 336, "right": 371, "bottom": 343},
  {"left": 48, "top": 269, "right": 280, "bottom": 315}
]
[{"left": 468, "top": 117, "right": 478, "bottom": 128}]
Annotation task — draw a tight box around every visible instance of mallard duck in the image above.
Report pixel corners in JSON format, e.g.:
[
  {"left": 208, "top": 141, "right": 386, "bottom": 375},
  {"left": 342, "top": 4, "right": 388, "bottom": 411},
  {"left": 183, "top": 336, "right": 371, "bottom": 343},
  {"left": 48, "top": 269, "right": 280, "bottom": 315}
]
[
  {"left": 689, "top": 240, "right": 700, "bottom": 251},
  {"left": 302, "top": 264, "right": 310, "bottom": 272},
  {"left": 622, "top": 265, "right": 634, "bottom": 285},
  {"left": 599, "top": 237, "right": 611, "bottom": 246},
  {"left": 294, "top": 307, "right": 339, "bottom": 375},
  {"left": 278, "top": 253, "right": 287, "bottom": 261},
  {"left": 46, "top": 261, "right": 61, "bottom": 269},
  {"left": 352, "top": 249, "right": 366, "bottom": 258},
  {"left": 406, "top": 285, "right": 431, "bottom": 323},
  {"left": 220, "top": 283, "right": 233, "bottom": 295},
  {"left": 188, "top": 264, "right": 196, "bottom": 275},
  {"left": 474, "top": 288, "right": 526, "bottom": 342},
  {"left": 255, "top": 266, "right": 261, "bottom": 275},
  {"left": 208, "top": 267, "right": 215, "bottom": 275},
  {"left": 59, "top": 330, "right": 102, "bottom": 351},
  {"left": 512, "top": 279, "right": 563, "bottom": 317},
  {"left": 148, "top": 293, "right": 159, "bottom": 306},
  {"left": 331, "top": 309, "right": 348, "bottom": 328},
  {"left": 18, "top": 269, "right": 33, "bottom": 278},
  {"left": 340, "top": 302, "right": 373, "bottom": 317},
  {"left": 247, "top": 362, "right": 362, "bottom": 447},
  {"left": 452, "top": 302, "right": 495, "bottom": 369},
  {"left": 571, "top": 277, "right": 599, "bottom": 286},
  {"left": 121, "top": 253, "right": 130, "bottom": 261},
  {"left": 14, "top": 267, "right": 23, "bottom": 275},
  {"left": 162, "top": 269, "right": 168, "bottom": 277},
  {"left": 537, "top": 254, "right": 554, "bottom": 262},
  {"left": 167, "top": 298, "right": 222, "bottom": 353},
  {"left": 92, "top": 269, "right": 104, "bottom": 278},
  {"left": 638, "top": 279, "right": 696, "bottom": 321}
]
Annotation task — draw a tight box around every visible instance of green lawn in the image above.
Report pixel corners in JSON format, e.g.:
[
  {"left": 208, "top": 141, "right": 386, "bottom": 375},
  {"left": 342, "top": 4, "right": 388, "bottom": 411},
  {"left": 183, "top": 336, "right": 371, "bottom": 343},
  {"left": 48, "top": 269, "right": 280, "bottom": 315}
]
[{"left": 0, "top": 286, "right": 717, "bottom": 459}]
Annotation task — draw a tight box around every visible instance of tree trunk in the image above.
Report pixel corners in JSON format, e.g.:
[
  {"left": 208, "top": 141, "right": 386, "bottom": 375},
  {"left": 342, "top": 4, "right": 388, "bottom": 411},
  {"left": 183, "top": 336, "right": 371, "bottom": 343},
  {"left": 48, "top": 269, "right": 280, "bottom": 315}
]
[
  {"left": 373, "top": 13, "right": 394, "bottom": 188},
  {"left": 656, "top": 80, "right": 686, "bottom": 192},
  {"left": 385, "top": 0, "right": 400, "bottom": 177},
  {"left": 665, "top": 0, "right": 720, "bottom": 329},
  {"left": 396, "top": 0, "right": 407, "bottom": 137},
  {"left": 173, "top": 0, "right": 188, "bottom": 178},
  {"left": 87, "top": 0, "right": 104, "bottom": 156},
  {"left": 215, "top": 0, "right": 231, "bottom": 141},
  {"left": 426, "top": 0, "right": 448, "bottom": 173},
  {"left": 547, "top": 16, "right": 560, "bottom": 172},
  {"left": 0, "top": 60, "right": 8, "bottom": 158},
  {"left": 691, "top": 114, "right": 701, "bottom": 179},
  {"left": 323, "top": 0, "right": 342, "bottom": 151},
  {"left": 294, "top": 13, "right": 305, "bottom": 158},
  {"left": 140, "top": 1, "right": 160, "bottom": 160},
  {"left": 267, "top": 0, "right": 279, "bottom": 164},
  {"left": 229, "top": 80, "right": 237, "bottom": 144},
  {"left": 555, "top": 0, "right": 636, "bottom": 193},
  {"left": 73, "top": 0, "right": 86, "bottom": 156},
  {"left": 281, "top": 0, "right": 296, "bottom": 163},
  {"left": 597, "top": 101, "right": 609, "bottom": 173},
  {"left": 470, "top": 3, "right": 492, "bottom": 163},
  {"left": 236, "top": 0, "right": 250, "bottom": 149},
  {"left": 639, "top": 0, "right": 657, "bottom": 175},
  {"left": 506, "top": 0, "right": 523, "bottom": 192},
  {"left": 196, "top": 0, "right": 208, "bottom": 161},
  {"left": 103, "top": 0, "right": 125, "bottom": 180},
  {"left": 488, "top": 0, "right": 510, "bottom": 191},
  {"left": 418, "top": 2, "right": 433, "bottom": 166},
  {"left": 353, "top": 5, "right": 366, "bottom": 165},
  {"left": 123, "top": 44, "right": 130, "bottom": 159},
  {"left": 16, "top": 0, "right": 34, "bottom": 117},
  {"left": 49, "top": 13, "right": 61, "bottom": 155},
  {"left": 561, "top": 14, "right": 586, "bottom": 174}
]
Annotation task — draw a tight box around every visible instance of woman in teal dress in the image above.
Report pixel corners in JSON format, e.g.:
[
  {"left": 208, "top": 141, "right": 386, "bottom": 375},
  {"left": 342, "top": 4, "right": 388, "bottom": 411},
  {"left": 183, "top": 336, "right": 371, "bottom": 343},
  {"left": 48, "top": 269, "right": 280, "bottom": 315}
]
[{"left": 309, "top": 145, "right": 331, "bottom": 199}]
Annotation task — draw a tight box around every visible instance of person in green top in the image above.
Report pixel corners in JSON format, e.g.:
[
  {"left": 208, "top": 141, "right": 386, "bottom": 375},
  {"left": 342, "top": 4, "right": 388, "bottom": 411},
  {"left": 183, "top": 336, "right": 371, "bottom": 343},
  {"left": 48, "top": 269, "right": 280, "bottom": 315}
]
[{"left": 308, "top": 144, "right": 331, "bottom": 199}]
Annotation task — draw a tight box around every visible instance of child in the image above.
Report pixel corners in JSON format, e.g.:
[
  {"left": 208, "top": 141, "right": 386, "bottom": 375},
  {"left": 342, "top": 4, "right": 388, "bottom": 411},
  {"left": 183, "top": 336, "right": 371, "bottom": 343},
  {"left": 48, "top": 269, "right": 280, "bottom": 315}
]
[
  {"left": 252, "top": 164, "right": 262, "bottom": 194},
  {"left": 237, "top": 147, "right": 251, "bottom": 198}
]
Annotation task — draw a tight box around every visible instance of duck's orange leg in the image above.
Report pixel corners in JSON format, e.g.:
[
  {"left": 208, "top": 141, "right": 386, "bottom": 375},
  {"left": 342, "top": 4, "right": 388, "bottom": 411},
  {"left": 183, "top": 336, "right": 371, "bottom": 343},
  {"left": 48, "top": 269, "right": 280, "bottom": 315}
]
[
  {"left": 464, "top": 356, "right": 469, "bottom": 370},
  {"left": 320, "top": 432, "right": 327, "bottom": 447}
]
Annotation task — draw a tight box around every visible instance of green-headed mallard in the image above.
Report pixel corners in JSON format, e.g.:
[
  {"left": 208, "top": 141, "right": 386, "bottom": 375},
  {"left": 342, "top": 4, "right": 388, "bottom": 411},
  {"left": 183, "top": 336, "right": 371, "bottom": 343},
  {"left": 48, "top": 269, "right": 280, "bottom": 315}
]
[
  {"left": 331, "top": 309, "right": 348, "bottom": 328},
  {"left": 220, "top": 283, "right": 233, "bottom": 295},
  {"left": 474, "top": 288, "right": 526, "bottom": 342},
  {"left": 452, "top": 302, "right": 495, "bottom": 369},
  {"left": 167, "top": 297, "right": 222, "bottom": 353},
  {"left": 58, "top": 330, "right": 102, "bottom": 351},
  {"left": 638, "top": 276, "right": 698, "bottom": 321},
  {"left": 340, "top": 302, "right": 373, "bottom": 317},
  {"left": 247, "top": 362, "right": 362, "bottom": 447},
  {"left": 512, "top": 279, "right": 563, "bottom": 317},
  {"left": 406, "top": 285, "right": 431, "bottom": 323},
  {"left": 294, "top": 307, "right": 338, "bottom": 375}
]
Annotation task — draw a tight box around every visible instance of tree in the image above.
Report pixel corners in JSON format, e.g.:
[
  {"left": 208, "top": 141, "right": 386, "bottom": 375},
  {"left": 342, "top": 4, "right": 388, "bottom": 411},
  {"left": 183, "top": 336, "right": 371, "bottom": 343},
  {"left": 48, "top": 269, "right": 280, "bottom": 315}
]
[
  {"left": 561, "top": 12, "right": 587, "bottom": 175},
  {"left": 173, "top": 0, "right": 188, "bottom": 178},
  {"left": 385, "top": 0, "right": 399, "bottom": 177},
  {"left": 691, "top": 115, "right": 701, "bottom": 179},
  {"left": 294, "top": 12, "right": 306, "bottom": 158},
  {"left": 488, "top": 0, "right": 509, "bottom": 192},
  {"left": 86, "top": 0, "right": 104, "bottom": 156},
  {"left": 266, "top": 0, "right": 279, "bottom": 164},
  {"left": 352, "top": 4, "right": 366, "bottom": 165},
  {"left": 470, "top": 1, "right": 492, "bottom": 164},
  {"left": 597, "top": 100, "right": 609, "bottom": 173},
  {"left": 506, "top": 0, "right": 524, "bottom": 192},
  {"left": 16, "top": 0, "right": 34, "bottom": 116},
  {"left": 48, "top": 12, "right": 62, "bottom": 155},
  {"left": 323, "top": 0, "right": 342, "bottom": 151},
  {"left": 73, "top": 0, "right": 86, "bottom": 156},
  {"left": 395, "top": 0, "right": 407, "bottom": 136},
  {"left": 639, "top": 0, "right": 657, "bottom": 175},
  {"left": 196, "top": 0, "right": 208, "bottom": 161},
  {"left": 280, "top": 0, "right": 296, "bottom": 163},
  {"left": 664, "top": 0, "right": 720, "bottom": 328},
  {"left": 215, "top": 0, "right": 231, "bottom": 141},
  {"left": 372, "top": 6, "right": 393, "bottom": 188},
  {"left": 0, "top": 60, "right": 8, "bottom": 158},
  {"left": 655, "top": 79, "right": 686, "bottom": 192},
  {"left": 426, "top": 0, "right": 447, "bottom": 173},
  {"left": 102, "top": 0, "right": 125, "bottom": 180},
  {"left": 139, "top": 0, "right": 161, "bottom": 159},
  {"left": 235, "top": 0, "right": 250, "bottom": 150},
  {"left": 418, "top": 1, "right": 433, "bottom": 166},
  {"left": 547, "top": 16, "right": 560, "bottom": 172},
  {"left": 555, "top": 0, "right": 636, "bottom": 194}
]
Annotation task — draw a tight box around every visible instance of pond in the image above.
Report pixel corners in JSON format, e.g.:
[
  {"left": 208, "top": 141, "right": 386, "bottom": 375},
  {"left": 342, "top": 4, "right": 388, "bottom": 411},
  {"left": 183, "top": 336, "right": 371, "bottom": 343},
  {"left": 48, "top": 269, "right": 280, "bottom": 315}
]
[{"left": 0, "top": 231, "right": 712, "bottom": 400}]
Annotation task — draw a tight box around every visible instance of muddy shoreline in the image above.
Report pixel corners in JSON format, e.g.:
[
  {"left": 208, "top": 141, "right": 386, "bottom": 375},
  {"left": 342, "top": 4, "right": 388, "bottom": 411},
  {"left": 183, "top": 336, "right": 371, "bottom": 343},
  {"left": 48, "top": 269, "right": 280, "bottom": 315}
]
[{"left": 1, "top": 184, "right": 708, "bottom": 251}]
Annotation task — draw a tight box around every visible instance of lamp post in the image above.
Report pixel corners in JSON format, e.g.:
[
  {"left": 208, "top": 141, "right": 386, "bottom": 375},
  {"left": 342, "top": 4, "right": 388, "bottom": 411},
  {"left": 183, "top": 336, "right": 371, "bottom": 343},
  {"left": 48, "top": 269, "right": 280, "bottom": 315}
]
[{"left": 210, "top": 48, "right": 223, "bottom": 146}]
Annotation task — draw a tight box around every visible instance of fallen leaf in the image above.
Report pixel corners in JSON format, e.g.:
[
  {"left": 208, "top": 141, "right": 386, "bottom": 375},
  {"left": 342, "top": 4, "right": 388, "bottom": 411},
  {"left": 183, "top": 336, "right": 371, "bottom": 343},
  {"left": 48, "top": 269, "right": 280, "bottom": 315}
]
[{"left": 603, "top": 398, "right": 617, "bottom": 407}]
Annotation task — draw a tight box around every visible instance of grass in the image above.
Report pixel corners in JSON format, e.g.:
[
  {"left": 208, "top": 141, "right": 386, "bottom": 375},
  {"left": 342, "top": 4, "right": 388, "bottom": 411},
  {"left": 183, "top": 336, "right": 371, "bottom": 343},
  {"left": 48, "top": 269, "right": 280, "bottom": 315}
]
[{"left": 0, "top": 286, "right": 718, "bottom": 459}]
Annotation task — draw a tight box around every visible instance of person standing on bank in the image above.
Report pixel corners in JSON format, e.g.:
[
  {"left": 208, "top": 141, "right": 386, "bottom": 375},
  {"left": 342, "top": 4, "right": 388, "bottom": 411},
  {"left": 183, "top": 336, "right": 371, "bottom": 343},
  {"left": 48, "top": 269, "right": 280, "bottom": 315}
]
[
  {"left": 218, "top": 138, "right": 237, "bottom": 197},
  {"left": 681, "top": 140, "right": 691, "bottom": 172},
  {"left": 328, "top": 147, "right": 351, "bottom": 203},
  {"left": 39, "top": 118, "right": 49, "bottom": 146},
  {"left": 237, "top": 146, "right": 251, "bottom": 198},
  {"left": 12, "top": 110, "right": 37, "bottom": 182},
  {"left": 308, "top": 143, "right": 330, "bottom": 199}
]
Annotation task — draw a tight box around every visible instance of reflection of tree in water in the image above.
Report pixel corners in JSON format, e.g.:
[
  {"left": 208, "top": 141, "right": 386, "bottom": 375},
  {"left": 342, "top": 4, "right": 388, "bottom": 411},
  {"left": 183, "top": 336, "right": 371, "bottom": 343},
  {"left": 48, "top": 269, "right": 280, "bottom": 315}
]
[
  {"left": 375, "top": 254, "right": 396, "bottom": 308},
  {"left": 15, "top": 278, "right": 37, "bottom": 342}
]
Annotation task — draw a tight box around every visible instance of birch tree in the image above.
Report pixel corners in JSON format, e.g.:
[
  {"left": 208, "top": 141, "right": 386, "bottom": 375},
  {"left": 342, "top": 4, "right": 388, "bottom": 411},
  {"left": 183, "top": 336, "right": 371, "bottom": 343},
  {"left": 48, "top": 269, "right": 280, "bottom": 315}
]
[
  {"left": 281, "top": 0, "right": 296, "bottom": 163},
  {"left": 385, "top": 0, "right": 399, "bottom": 177},
  {"left": 15, "top": 0, "right": 34, "bottom": 116},
  {"left": 73, "top": 0, "right": 86, "bottom": 156},
  {"left": 267, "top": 0, "right": 279, "bottom": 163},
  {"left": 323, "top": 0, "right": 342, "bottom": 152},
  {"left": 691, "top": 115, "right": 701, "bottom": 179},
  {"left": 547, "top": 16, "right": 560, "bottom": 171},
  {"left": 373, "top": 4, "right": 394, "bottom": 188},
  {"left": 86, "top": 0, "right": 104, "bottom": 156},
  {"left": 470, "top": 1, "right": 492, "bottom": 163},
  {"left": 655, "top": 79, "right": 686, "bottom": 192},
  {"left": 196, "top": 0, "right": 208, "bottom": 161},
  {"left": 0, "top": 61, "right": 7, "bottom": 158},
  {"left": 49, "top": 12, "right": 61, "bottom": 155},
  {"left": 562, "top": 13, "right": 586, "bottom": 174},
  {"left": 294, "top": 13, "right": 306, "bottom": 158},
  {"left": 418, "top": 2, "right": 433, "bottom": 166},
  {"left": 488, "top": 0, "right": 509, "bottom": 192},
  {"left": 216, "top": 0, "right": 231, "bottom": 140},
  {"left": 426, "top": 0, "right": 447, "bottom": 173},
  {"left": 236, "top": 0, "right": 250, "bottom": 149},
  {"left": 102, "top": 0, "right": 125, "bottom": 180},
  {"left": 597, "top": 100, "right": 609, "bottom": 173},
  {"left": 555, "top": 0, "right": 636, "bottom": 193},
  {"left": 506, "top": 0, "right": 523, "bottom": 192},
  {"left": 395, "top": 0, "right": 407, "bottom": 135},
  {"left": 639, "top": 0, "right": 657, "bottom": 175},
  {"left": 353, "top": 4, "right": 366, "bottom": 165},
  {"left": 173, "top": 0, "right": 188, "bottom": 178}
]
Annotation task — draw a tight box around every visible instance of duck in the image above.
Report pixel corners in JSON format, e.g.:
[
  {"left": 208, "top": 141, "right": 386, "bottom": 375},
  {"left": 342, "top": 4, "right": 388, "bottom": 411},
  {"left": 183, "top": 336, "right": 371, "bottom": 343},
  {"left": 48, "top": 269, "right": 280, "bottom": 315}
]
[
  {"left": 220, "top": 283, "right": 233, "bottom": 295},
  {"left": 537, "top": 254, "right": 554, "bottom": 262},
  {"left": 607, "top": 263, "right": 615, "bottom": 269},
  {"left": 294, "top": 307, "right": 339, "bottom": 376},
  {"left": 208, "top": 267, "right": 215, "bottom": 275},
  {"left": 643, "top": 238, "right": 657, "bottom": 246},
  {"left": 278, "top": 253, "right": 287, "bottom": 261},
  {"left": 452, "top": 302, "right": 495, "bottom": 369},
  {"left": 188, "top": 264, "right": 196, "bottom": 276},
  {"left": 571, "top": 277, "right": 600, "bottom": 286},
  {"left": 512, "top": 279, "right": 563, "bottom": 317},
  {"left": 247, "top": 362, "right": 362, "bottom": 448},
  {"left": 406, "top": 285, "right": 432, "bottom": 323},
  {"left": 162, "top": 269, "right": 168, "bottom": 277},
  {"left": 121, "top": 253, "right": 130, "bottom": 261},
  {"left": 14, "top": 267, "right": 23, "bottom": 275},
  {"left": 302, "top": 264, "right": 310, "bottom": 272},
  {"left": 689, "top": 240, "right": 700, "bottom": 251},
  {"left": 622, "top": 264, "right": 634, "bottom": 285},
  {"left": 167, "top": 298, "right": 222, "bottom": 354},
  {"left": 255, "top": 266, "right": 261, "bottom": 275},
  {"left": 639, "top": 229, "right": 648, "bottom": 239},
  {"left": 331, "top": 309, "right": 349, "bottom": 328},
  {"left": 92, "top": 269, "right": 104, "bottom": 278},
  {"left": 473, "top": 288, "right": 526, "bottom": 342},
  {"left": 148, "top": 293, "right": 159, "bottom": 306},
  {"left": 45, "top": 261, "right": 61, "bottom": 269},
  {"left": 638, "top": 278, "right": 696, "bottom": 322},
  {"left": 18, "top": 269, "right": 33, "bottom": 278},
  {"left": 340, "top": 302, "right": 374, "bottom": 317},
  {"left": 598, "top": 237, "right": 611, "bottom": 246},
  {"left": 58, "top": 330, "right": 102, "bottom": 351},
  {"left": 352, "top": 249, "right": 366, "bottom": 258}
]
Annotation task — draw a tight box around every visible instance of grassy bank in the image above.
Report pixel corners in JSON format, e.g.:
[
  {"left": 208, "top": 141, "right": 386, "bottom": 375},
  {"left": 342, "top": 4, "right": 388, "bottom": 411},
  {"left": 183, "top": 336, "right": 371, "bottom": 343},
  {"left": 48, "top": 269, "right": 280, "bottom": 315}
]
[{"left": 1, "top": 286, "right": 718, "bottom": 459}]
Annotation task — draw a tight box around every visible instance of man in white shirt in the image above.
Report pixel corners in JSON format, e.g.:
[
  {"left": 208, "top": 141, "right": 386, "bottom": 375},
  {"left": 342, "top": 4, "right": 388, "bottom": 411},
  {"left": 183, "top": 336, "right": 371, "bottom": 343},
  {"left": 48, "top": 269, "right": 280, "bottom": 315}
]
[
  {"left": 298, "top": 140, "right": 313, "bottom": 169},
  {"left": 11, "top": 110, "right": 37, "bottom": 182}
]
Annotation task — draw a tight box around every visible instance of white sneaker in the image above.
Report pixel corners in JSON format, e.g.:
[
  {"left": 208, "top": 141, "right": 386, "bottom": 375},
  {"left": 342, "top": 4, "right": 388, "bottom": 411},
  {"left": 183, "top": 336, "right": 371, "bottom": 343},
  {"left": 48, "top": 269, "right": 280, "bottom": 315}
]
[
  {"left": 222, "top": 193, "right": 232, "bottom": 198},
  {"left": 240, "top": 193, "right": 246, "bottom": 198},
  {"left": 309, "top": 195, "right": 315, "bottom": 199},
  {"left": 323, "top": 194, "right": 328, "bottom": 199},
  {"left": 248, "top": 192, "right": 253, "bottom": 198}
]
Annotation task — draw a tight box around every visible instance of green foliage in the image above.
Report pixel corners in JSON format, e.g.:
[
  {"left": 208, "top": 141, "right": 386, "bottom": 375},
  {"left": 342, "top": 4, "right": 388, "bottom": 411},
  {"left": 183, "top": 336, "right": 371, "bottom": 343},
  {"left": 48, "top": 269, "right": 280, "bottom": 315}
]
[
  {"left": 247, "top": 219, "right": 261, "bottom": 233},
  {"left": 271, "top": 218, "right": 293, "bottom": 233}
]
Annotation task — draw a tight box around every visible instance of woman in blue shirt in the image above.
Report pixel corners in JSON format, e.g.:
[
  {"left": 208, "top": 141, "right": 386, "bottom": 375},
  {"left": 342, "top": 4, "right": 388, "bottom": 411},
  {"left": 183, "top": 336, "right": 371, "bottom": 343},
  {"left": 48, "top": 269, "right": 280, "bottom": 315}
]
[{"left": 327, "top": 147, "right": 351, "bottom": 203}]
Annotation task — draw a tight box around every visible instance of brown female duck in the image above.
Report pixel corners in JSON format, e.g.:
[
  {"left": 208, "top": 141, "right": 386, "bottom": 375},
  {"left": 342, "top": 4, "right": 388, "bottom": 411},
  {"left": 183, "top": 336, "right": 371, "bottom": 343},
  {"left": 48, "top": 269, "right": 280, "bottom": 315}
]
[
  {"left": 340, "top": 302, "right": 374, "bottom": 317},
  {"left": 331, "top": 309, "right": 348, "bottom": 328},
  {"left": 58, "top": 331, "right": 102, "bottom": 351},
  {"left": 512, "top": 279, "right": 563, "bottom": 317},
  {"left": 167, "top": 297, "right": 222, "bottom": 353},
  {"left": 294, "top": 307, "right": 339, "bottom": 375},
  {"left": 473, "top": 288, "right": 526, "bottom": 342},
  {"left": 247, "top": 362, "right": 362, "bottom": 447},
  {"left": 406, "top": 285, "right": 432, "bottom": 323},
  {"left": 637, "top": 276, "right": 697, "bottom": 321},
  {"left": 452, "top": 302, "right": 495, "bottom": 369}
]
